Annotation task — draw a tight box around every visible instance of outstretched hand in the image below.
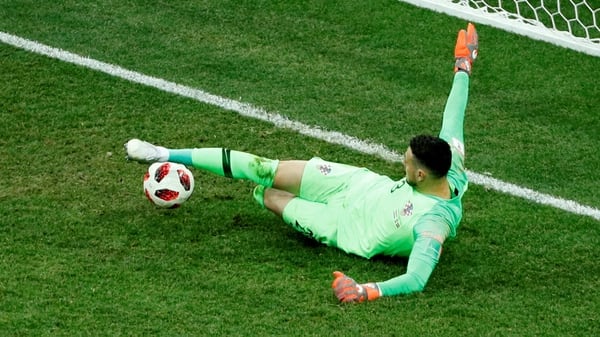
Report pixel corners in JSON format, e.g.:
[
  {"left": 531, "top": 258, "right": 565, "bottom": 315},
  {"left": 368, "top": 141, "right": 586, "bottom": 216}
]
[
  {"left": 331, "top": 271, "right": 381, "bottom": 303},
  {"left": 454, "top": 22, "right": 479, "bottom": 74}
]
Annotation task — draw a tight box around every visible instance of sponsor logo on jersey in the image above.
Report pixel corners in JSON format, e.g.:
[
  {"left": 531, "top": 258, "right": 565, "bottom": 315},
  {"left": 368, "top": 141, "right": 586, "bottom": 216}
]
[{"left": 390, "top": 180, "right": 405, "bottom": 193}]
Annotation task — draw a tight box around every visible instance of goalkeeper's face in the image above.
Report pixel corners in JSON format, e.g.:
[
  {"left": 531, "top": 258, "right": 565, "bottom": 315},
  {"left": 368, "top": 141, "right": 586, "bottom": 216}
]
[{"left": 403, "top": 147, "right": 421, "bottom": 187}]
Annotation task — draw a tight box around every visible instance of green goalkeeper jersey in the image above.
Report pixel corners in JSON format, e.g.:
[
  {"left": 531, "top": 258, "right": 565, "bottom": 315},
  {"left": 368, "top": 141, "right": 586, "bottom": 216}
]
[
  {"left": 336, "top": 163, "right": 466, "bottom": 259},
  {"left": 335, "top": 148, "right": 467, "bottom": 296}
]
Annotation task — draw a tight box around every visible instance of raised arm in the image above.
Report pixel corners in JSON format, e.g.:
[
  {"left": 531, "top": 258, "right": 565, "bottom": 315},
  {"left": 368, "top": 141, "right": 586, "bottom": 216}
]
[{"left": 330, "top": 22, "right": 477, "bottom": 303}]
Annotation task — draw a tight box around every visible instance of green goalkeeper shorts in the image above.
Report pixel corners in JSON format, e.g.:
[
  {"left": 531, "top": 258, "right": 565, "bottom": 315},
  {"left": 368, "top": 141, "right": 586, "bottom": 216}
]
[{"left": 281, "top": 157, "right": 372, "bottom": 247}]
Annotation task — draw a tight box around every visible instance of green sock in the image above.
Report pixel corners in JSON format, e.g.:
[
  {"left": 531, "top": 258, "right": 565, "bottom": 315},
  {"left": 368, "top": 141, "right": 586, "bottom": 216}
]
[{"left": 168, "top": 148, "right": 278, "bottom": 187}]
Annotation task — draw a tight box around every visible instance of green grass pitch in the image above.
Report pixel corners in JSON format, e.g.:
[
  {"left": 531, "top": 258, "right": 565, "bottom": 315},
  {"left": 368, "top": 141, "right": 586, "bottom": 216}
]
[{"left": 0, "top": 1, "right": 599, "bottom": 336}]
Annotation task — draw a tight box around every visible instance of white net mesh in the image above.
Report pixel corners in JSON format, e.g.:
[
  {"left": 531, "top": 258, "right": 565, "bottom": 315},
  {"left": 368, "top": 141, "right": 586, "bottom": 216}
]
[{"left": 400, "top": 0, "right": 600, "bottom": 57}]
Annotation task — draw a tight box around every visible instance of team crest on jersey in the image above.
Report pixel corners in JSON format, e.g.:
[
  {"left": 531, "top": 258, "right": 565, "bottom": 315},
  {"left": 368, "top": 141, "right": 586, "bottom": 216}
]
[
  {"left": 402, "top": 201, "right": 413, "bottom": 216},
  {"left": 317, "top": 164, "right": 332, "bottom": 175}
]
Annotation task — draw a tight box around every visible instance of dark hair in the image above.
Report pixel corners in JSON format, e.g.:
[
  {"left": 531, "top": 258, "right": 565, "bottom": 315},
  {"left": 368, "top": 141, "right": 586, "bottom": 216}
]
[{"left": 409, "top": 134, "right": 451, "bottom": 178}]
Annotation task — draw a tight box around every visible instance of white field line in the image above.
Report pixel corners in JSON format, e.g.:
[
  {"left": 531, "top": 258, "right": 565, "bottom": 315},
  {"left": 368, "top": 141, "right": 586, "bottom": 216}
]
[{"left": 2, "top": 31, "right": 599, "bottom": 221}]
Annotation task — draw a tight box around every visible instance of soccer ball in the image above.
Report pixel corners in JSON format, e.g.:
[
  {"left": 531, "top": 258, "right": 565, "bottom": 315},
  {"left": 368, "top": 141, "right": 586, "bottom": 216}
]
[{"left": 143, "top": 162, "right": 195, "bottom": 208}]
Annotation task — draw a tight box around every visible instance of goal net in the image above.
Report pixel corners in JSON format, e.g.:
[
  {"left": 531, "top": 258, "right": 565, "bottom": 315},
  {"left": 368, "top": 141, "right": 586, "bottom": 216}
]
[{"left": 399, "top": 0, "right": 600, "bottom": 57}]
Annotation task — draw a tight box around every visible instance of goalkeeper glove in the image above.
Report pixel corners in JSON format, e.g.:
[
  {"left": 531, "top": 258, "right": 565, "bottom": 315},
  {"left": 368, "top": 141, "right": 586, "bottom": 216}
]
[
  {"left": 454, "top": 22, "right": 478, "bottom": 75},
  {"left": 331, "top": 271, "right": 381, "bottom": 303}
]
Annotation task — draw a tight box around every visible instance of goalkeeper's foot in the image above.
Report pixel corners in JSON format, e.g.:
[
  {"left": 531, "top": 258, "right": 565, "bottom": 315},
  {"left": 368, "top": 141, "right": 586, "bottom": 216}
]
[
  {"left": 125, "top": 138, "right": 169, "bottom": 162},
  {"left": 454, "top": 23, "right": 478, "bottom": 75}
]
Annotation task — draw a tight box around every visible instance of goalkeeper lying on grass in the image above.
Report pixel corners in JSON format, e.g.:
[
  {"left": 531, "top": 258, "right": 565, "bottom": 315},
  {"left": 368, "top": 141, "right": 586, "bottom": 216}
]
[{"left": 126, "top": 23, "right": 478, "bottom": 303}]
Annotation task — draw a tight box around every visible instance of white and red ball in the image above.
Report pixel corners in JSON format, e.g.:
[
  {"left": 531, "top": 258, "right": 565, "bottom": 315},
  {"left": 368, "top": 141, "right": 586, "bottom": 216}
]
[{"left": 143, "top": 162, "right": 194, "bottom": 208}]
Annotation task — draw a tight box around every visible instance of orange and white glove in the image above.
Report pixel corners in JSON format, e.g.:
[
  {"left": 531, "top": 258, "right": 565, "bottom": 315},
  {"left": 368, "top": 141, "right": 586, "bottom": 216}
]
[
  {"left": 331, "top": 271, "right": 381, "bottom": 303},
  {"left": 454, "top": 22, "right": 478, "bottom": 75}
]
